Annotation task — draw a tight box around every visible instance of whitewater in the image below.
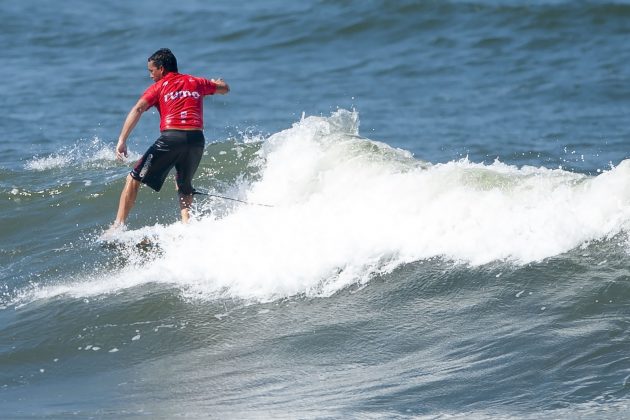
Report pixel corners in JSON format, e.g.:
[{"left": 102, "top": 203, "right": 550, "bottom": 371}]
[{"left": 13, "top": 109, "right": 630, "bottom": 307}]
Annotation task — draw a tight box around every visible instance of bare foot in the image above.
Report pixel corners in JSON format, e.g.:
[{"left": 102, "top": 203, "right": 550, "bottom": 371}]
[{"left": 99, "top": 222, "right": 126, "bottom": 242}]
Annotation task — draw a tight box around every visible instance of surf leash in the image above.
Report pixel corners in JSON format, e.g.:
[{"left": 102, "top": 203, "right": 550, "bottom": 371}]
[{"left": 192, "top": 189, "right": 274, "bottom": 207}]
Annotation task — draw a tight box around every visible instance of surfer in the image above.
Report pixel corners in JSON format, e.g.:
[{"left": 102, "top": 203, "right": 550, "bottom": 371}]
[{"left": 108, "top": 48, "right": 229, "bottom": 231}]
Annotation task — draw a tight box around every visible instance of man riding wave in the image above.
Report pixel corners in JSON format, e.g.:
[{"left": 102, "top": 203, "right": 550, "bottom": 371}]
[{"left": 108, "top": 48, "right": 229, "bottom": 231}]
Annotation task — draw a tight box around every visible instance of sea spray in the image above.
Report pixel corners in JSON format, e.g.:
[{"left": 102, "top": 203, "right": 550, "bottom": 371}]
[
  {"left": 149, "top": 111, "right": 630, "bottom": 300},
  {"left": 24, "top": 137, "right": 141, "bottom": 171}
]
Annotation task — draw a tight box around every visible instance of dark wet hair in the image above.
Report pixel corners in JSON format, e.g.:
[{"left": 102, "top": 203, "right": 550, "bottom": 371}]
[{"left": 148, "top": 48, "right": 178, "bottom": 73}]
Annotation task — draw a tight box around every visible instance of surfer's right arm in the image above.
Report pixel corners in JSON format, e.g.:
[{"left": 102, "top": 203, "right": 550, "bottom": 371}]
[{"left": 116, "top": 98, "right": 149, "bottom": 160}]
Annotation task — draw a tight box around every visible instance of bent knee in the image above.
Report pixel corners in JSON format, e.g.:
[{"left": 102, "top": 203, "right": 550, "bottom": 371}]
[{"left": 126, "top": 174, "right": 141, "bottom": 187}]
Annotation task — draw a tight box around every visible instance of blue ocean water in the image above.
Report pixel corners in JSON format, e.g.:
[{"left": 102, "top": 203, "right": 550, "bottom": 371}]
[{"left": 1, "top": 0, "right": 630, "bottom": 418}]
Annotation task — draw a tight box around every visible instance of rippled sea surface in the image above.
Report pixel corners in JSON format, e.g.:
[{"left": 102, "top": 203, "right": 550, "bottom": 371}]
[{"left": 1, "top": 1, "right": 630, "bottom": 418}]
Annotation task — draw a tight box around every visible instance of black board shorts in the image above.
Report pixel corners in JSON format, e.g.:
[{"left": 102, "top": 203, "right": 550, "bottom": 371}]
[{"left": 130, "top": 130, "right": 205, "bottom": 195}]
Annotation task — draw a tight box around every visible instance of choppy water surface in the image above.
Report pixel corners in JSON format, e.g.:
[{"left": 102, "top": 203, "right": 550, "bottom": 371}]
[{"left": 1, "top": 1, "right": 630, "bottom": 418}]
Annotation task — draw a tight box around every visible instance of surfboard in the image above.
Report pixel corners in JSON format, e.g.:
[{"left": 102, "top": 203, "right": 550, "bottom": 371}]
[
  {"left": 98, "top": 228, "right": 161, "bottom": 253},
  {"left": 100, "top": 236, "right": 160, "bottom": 252}
]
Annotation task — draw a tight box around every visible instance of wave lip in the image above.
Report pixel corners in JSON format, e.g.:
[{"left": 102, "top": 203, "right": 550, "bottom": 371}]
[{"left": 117, "top": 111, "right": 630, "bottom": 300}]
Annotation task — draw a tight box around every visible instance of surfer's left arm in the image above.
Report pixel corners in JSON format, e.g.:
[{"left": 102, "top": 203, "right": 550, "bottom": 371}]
[
  {"left": 211, "top": 78, "right": 230, "bottom": 95},
  {"left": 116, "top": 98, "right": 149, "bottom": 160}
]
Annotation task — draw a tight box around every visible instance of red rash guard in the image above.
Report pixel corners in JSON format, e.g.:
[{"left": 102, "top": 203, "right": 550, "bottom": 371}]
[{"left": 141, "top": 72, "right": 218, "bottom": 131}]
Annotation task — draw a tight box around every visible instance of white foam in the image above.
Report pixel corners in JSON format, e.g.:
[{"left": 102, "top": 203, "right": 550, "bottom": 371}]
[
  {"left": 24, "top": 154, "right": 74, "bottom": 171},
  {"left": 11, "top": 110, "right": 630, "bottom": 305}
]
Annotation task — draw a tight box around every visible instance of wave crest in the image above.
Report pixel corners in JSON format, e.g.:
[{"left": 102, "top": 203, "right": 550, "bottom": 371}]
[{"left": 12, "top": 110, "right": 630, "bottom": 305}]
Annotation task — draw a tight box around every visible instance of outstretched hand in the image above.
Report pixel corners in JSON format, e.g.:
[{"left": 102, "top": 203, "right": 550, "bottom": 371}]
[
  {"left": 116, "top": 141, "right": 128, "bottom": 161},
  {"left": 211, "top": 78, "right": 230, "bottom": 94}
]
